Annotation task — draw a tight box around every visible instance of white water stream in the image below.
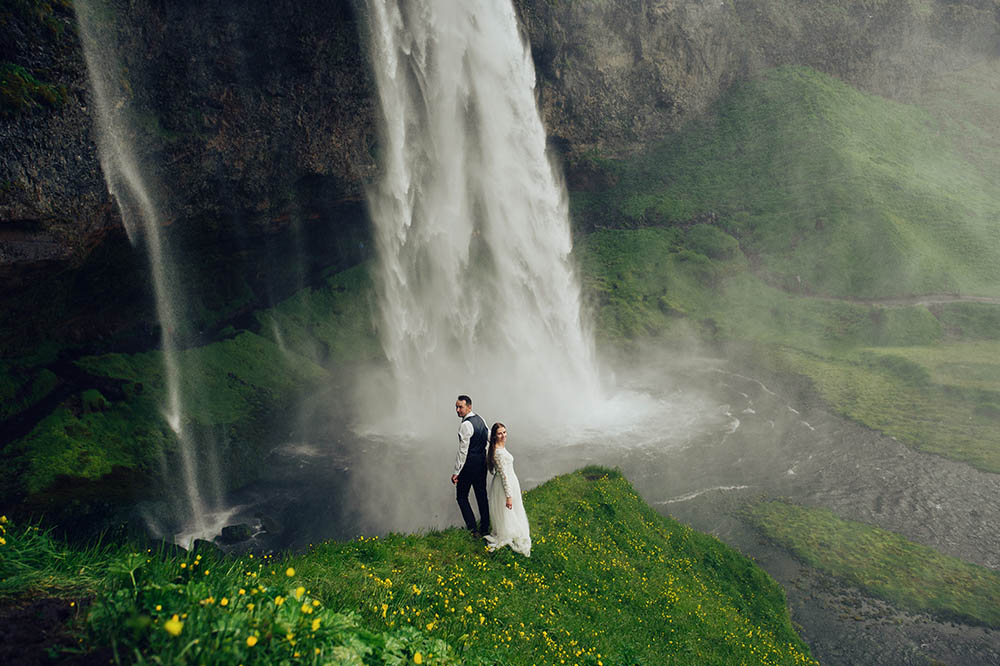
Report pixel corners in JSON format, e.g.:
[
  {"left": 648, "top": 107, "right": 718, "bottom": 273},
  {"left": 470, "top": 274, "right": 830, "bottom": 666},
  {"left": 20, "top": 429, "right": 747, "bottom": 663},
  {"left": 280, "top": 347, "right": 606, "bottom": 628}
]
[
  {"left": 75, "top": 1, "right": 212, "bottom": 544},
  {"left": 362, "top": 0, "right": 605, "bottom": 434}
]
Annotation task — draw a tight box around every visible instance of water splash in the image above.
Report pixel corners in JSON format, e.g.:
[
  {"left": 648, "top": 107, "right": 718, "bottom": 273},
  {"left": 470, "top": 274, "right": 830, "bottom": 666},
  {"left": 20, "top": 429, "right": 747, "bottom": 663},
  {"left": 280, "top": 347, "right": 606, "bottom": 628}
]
[
  {"left": 75, "top": 0, "right": 212, "bottom": 543},
  {"left": 362, "top": 0, "right": 603, "bottom": 433}
]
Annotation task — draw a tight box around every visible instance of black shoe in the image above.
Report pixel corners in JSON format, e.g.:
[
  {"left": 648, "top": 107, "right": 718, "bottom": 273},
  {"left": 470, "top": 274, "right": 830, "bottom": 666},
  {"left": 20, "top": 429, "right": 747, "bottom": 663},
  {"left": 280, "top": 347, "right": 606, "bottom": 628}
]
[{"left": 471, "top": 530, "right": 482, "bottom": 539}]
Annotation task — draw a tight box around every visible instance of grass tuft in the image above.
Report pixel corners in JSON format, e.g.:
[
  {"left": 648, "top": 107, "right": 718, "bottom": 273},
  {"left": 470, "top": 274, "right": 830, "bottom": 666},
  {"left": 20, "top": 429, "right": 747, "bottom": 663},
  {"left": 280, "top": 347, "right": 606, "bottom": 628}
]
[{"left": 749, "top": 501, "right": 1000, "bottom": 627}]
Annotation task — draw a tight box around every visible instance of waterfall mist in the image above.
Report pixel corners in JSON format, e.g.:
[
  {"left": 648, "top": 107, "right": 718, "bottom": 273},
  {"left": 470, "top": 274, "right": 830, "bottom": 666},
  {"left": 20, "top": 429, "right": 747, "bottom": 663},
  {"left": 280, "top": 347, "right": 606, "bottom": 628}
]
[{"left": 360, "top": 0, "right": 605, "bottom": 438}]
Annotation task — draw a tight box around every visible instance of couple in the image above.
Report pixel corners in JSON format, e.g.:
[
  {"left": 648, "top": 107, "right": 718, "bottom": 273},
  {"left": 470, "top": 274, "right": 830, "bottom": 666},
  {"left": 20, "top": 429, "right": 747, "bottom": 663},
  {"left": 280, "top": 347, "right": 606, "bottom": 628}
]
[{"left": 450, "top": 395, "right": 531, "bottom": 556}]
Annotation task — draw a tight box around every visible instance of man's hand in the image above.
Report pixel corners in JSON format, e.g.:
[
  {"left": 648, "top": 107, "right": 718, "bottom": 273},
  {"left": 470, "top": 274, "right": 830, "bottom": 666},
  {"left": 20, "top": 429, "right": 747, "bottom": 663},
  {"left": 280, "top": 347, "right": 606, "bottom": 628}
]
[
  {"left": 451, "top": 474, "right": 459, "bottom": 485},
  {"left": 506, "top": 496, "right": 513, "bottom": 510}
]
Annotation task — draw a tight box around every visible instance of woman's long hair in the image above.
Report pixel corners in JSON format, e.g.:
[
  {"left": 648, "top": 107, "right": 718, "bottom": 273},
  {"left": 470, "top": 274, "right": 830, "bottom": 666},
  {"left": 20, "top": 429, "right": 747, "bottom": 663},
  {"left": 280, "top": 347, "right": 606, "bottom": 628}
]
[{"left": 487, "top": 422, "right": 506, "bottom": 473}]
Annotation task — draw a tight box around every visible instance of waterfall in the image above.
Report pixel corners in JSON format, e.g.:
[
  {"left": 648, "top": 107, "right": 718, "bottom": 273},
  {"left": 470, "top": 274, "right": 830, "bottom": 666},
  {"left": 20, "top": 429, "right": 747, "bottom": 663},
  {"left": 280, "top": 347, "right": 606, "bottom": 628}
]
[
  {"left": 363, "top": 0, "right": 603, "bottom": 433},
  {"left": 75, "top": 1, "right": 212, "bottom": 542}
]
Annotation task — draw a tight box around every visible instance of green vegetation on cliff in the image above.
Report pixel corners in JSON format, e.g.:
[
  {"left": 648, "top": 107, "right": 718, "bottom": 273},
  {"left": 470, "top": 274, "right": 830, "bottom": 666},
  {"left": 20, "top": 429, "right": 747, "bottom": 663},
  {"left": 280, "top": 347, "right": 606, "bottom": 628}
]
[
  {"left": 1, "top": 263, "right": 380, "bottom": 512},
  {"left": 576, "top": 65, "right": 1000, "bottom": 299},
  {"left": 0, "top": 469, "right": 817, "bottom": 665},
  {"left": 749, "top": 501, "right": 1000, "bottom": 627},
  {"left": 573, "top": 63, "right": 1000, "bottom": 473}
]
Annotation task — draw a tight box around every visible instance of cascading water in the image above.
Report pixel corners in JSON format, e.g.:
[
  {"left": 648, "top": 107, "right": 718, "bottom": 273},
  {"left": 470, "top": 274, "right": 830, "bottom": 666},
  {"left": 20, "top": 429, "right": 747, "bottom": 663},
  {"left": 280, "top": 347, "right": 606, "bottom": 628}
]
[
  {"left": 75, "top": 1, "right": 215, "bottom": 543},
  {"left": 363, "top": 0, "right": 605, "bottom": 434}
]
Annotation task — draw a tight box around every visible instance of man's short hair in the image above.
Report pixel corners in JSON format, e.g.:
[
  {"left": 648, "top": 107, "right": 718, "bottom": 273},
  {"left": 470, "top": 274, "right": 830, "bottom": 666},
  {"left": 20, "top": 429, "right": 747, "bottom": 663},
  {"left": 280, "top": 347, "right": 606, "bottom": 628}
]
[{"left": 457, "top": 394, "right": 472, "bottom": 406}]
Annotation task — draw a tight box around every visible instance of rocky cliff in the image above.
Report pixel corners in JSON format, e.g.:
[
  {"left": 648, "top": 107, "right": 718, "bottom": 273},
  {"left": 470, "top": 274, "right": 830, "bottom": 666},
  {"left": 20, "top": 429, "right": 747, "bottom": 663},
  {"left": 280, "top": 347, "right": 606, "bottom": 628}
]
[
  {"left": 1, "top": 0, "right": 997, "bottom": 351},
  {"left": 516, "top": 0, "right": 999, "bottom": 159}
]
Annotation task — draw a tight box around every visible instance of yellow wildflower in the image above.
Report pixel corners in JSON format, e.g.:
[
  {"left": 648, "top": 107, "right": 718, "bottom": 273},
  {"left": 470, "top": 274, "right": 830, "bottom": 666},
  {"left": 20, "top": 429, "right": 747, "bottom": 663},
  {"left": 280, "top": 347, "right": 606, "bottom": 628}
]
[
  {"left": 294, "top": 586, "right": 305, "bottom": 600},
  {"left": 311, "top": 618, "right": 321, "bottom": 631},
  {"left": 275, "top": 596, "right": 285, "bottom": 606},
  {"left": 414, "top": 652, "right": 423, "bottom": 664},
  {"left": 246, "top": 635, "right": 258, "bottom": 647},
  {"left": 286, "top": 567, "right": 296, "bottom": 577},
  {"left": 164, "top": 615, "right": 183, "bottom": 637},
  {"left": 220, "top": 598, "right": 229, "bottom": 607}
]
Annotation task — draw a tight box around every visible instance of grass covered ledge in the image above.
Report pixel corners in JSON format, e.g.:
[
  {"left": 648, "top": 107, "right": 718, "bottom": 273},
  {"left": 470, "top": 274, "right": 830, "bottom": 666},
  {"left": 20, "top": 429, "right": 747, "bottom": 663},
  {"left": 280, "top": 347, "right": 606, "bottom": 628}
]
[
  {"left": 749, "top": 501, "right": 1000, "bottom": 627},
  {"left": 1, "top": 469, "right": 817, "bottom": 665}
]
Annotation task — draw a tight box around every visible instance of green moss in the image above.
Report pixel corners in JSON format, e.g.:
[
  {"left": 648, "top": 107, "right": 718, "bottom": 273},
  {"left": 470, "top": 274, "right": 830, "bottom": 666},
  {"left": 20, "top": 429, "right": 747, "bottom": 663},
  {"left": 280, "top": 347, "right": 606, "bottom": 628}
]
[
  {"left": 749, "top": 501, "right": 1000, "bottom": 626},
  {"left": 77, "top": 331, "right": 327, "bottom": 427},
  {"left": 0, "top": 364, "right": 58, "bottom": 421},
  {"left": 4, "top": 331, "right": 329, "bottom": 501},
  {"left": 8, "top": 401, "right": 169, "bottom": 496},
  {"left": 256, "top": 262, "right": 381, "bottom": 365},
  {"left": 80, "top": 389, "right": 109, "bottom": 414},
  {"left": 685, "top": 224, "right": 741, "bottom": 260},
  {"left": 2, "top": 261, "right": 380, "bottom": 504},
  {"left": 0, "top": 62, "right": 67, "bottom": 116}
]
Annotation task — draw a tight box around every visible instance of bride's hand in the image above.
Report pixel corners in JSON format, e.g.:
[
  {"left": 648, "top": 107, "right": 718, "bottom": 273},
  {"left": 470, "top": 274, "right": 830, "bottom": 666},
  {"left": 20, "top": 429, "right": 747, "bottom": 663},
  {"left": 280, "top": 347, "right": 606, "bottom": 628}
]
[{"left": 506, "top": 497, "right": 513, "bottom": 510}]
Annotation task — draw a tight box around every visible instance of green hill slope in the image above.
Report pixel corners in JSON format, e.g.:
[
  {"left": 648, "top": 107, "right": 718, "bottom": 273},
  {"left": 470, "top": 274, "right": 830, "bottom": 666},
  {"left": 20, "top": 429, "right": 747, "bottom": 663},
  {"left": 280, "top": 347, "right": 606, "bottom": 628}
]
[
  {"left": 574, "top": 63, "right": 1000, "bottom": 473},
  {"left": 0, "top": 468, "right": 817, "bottom": 665},
  {"left": 575, "top": 65, "right": 1000, "bottom": 299}
]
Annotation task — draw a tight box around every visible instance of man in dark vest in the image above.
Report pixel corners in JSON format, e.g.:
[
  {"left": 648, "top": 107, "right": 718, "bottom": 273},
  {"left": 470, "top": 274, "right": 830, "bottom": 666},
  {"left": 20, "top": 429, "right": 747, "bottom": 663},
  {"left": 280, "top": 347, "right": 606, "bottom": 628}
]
[{"left": 451, "top": 394, "right": 490, "bottom": 537}]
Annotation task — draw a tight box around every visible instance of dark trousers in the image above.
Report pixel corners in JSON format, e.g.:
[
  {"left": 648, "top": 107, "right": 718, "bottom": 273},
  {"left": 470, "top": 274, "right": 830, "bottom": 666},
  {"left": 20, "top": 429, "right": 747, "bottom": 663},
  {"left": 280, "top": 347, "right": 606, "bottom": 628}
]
[{"left": 456, "top": 454, "right": 490, "bottom": 534}]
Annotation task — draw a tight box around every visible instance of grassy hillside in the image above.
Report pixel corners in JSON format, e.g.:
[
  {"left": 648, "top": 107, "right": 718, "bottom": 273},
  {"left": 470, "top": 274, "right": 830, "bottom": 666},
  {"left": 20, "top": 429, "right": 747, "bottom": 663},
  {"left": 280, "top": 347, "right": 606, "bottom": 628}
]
[
  {"left": 0, "top": 468, "right": 817, "bottom": 665},
  {"left": 574, "top": 65, "right": 1000, "bottom": 300},
  {"left": 573, "top": 62, "right": 1000, "bottom": 473},
  {"left": 749, "top": 501, "right": 1000, "bottom": 627}
]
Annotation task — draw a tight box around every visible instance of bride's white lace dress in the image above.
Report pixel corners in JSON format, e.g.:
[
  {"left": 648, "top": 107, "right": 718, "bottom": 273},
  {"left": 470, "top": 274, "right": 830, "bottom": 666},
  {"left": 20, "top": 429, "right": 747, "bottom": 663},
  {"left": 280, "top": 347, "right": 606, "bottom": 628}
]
[{"left": 485, "top": 446, "right": 531, "bottom": 556}]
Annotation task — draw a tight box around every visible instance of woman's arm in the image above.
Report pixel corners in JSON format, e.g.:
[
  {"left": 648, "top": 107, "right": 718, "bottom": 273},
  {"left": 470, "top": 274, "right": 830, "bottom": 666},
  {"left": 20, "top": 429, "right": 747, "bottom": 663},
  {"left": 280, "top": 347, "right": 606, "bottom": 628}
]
[{"left": 495, "top": 452, "right": 512, "bottom": 500}]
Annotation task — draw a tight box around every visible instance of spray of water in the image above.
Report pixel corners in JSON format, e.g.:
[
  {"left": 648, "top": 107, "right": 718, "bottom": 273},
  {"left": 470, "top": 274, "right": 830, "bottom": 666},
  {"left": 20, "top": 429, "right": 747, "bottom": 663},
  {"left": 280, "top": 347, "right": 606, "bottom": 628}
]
[
  {"left": 362, "top": 0, "right": 605, "bottom": 435},
  {"left": 75, "top": 0, "right": 211, "bottom": 543}
]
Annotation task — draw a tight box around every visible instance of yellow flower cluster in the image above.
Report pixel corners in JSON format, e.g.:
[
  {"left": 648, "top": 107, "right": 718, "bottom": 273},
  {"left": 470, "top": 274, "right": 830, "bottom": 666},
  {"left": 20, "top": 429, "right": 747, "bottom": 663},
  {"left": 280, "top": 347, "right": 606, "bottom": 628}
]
[{"left": 335, "top": 473, "right": 817, "bottom": 666}]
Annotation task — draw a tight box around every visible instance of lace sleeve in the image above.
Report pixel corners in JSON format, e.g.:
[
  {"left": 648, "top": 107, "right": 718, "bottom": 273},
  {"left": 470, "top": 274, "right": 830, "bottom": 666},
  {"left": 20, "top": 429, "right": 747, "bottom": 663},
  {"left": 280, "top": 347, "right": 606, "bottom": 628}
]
[{"left": 495, "top": 452, "right": 511, "bottom": 497}]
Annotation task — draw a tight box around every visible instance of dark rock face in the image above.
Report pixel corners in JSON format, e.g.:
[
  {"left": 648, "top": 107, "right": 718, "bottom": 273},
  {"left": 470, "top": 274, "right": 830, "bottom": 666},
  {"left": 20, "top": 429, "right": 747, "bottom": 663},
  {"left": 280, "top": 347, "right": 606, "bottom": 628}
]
[
  {"left": 1, "top": 0, "right": 376, "bottom": 355},
  {"left": 514, "top": 0, "right": 999, "bottom": 163},
  {"left": 88, "top": 0, "right": 376, "bottom": 232},
  {"left": 0, "top": 2, "right": 116, "bottom": 284},
  {"left": 1, "top": 0, "right": 998, "bottom": 349}
]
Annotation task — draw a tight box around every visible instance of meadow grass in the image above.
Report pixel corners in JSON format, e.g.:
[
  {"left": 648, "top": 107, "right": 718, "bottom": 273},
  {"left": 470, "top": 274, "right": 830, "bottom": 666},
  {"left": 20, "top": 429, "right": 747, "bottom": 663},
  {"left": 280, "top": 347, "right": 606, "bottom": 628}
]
[
  {"left": 754, "top": 343, "right": 1000, "bottom": 474},
  {"left": 748, "top": 501, "right": 1000, "bottom": 627},
  {"left": 577, "top": 66, "right": 1000, "bottom": 299},
  {"left": 0, "top": 469, "right": 818, "bottom": 665}
]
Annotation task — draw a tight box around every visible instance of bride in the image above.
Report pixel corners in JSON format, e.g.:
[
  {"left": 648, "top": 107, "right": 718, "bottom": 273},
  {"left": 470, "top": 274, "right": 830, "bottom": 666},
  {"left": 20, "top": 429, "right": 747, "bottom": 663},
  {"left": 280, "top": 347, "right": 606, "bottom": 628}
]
[{"left": 484, "top": 422, "right": 531, "bottom": 556}]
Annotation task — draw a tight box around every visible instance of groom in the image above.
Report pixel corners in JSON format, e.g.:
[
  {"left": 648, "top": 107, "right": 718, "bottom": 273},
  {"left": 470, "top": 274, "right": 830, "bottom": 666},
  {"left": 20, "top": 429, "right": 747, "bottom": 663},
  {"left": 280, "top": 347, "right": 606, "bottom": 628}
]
[{"left": 451, "top": 394, "right": 490, "bottom": 537}]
